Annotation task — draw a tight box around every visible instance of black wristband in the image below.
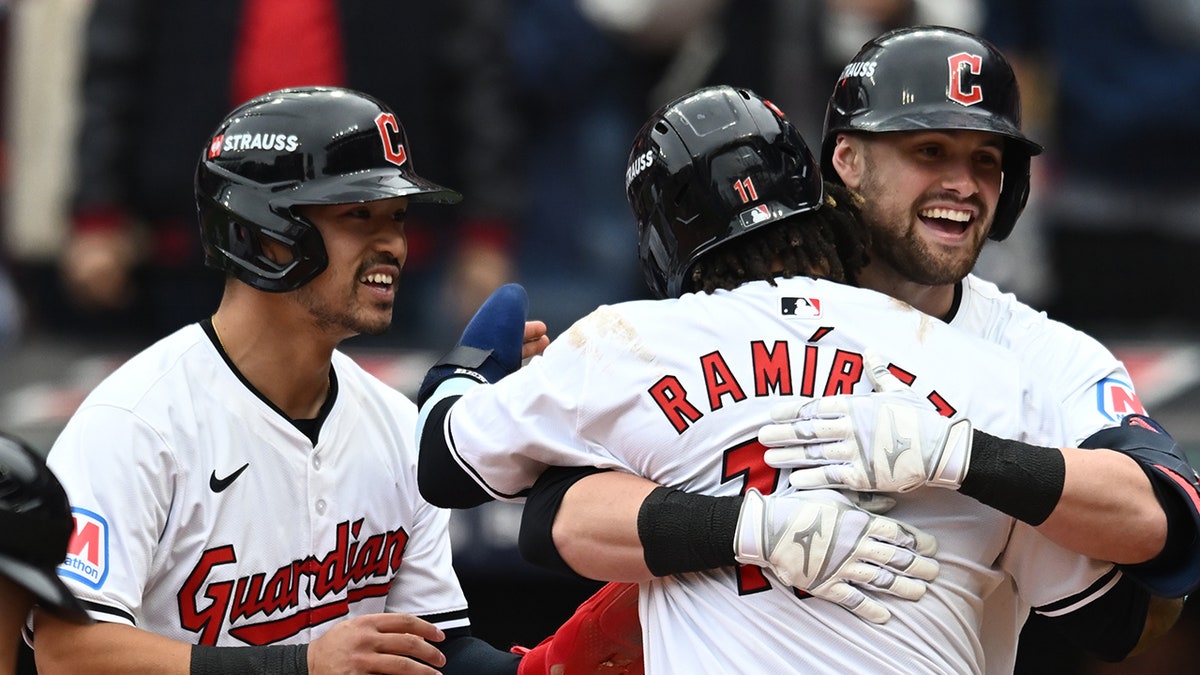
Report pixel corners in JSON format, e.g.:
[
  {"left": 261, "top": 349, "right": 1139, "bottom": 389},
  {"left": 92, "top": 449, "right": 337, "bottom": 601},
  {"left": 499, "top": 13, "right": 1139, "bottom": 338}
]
[
  {"left": 958, "top": 430, "right": 1064, "bottom": 526},
  {"left": 637, "top": 487, "right": 742, "bottom": 576},
  {"left": 190, "top": 644, "right": 308, "bottom": 675}
]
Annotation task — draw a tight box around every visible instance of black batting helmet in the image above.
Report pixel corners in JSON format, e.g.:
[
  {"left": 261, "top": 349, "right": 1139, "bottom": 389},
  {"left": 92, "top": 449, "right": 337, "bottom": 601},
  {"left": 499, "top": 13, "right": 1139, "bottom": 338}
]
[
  {"left": 627, "top": 85, "right": 824, "bottom": 299},
  {"left": 0, "top": 432, "right": 90, "bottom": 622},
  {"left": 195, "top": 86, "right": 462, "bottom": 293},
  {"left": 822, "top": 25, "right": 1043, "bottom": 241}
]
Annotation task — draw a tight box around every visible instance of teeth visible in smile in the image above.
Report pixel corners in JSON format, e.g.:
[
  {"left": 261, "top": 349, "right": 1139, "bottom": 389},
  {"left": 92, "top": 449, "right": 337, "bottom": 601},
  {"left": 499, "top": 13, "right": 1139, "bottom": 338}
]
[
  {"left": 919, "top": 207, "right": 971, "bottom": 222},
  {"left": 361, "top": 273, "right": 394, "bottom": 284}
]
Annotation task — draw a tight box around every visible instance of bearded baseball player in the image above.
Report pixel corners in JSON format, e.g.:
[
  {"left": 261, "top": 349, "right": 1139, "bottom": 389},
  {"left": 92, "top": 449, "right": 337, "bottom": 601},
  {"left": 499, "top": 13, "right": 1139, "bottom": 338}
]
[
  {"left": 459, "top": 26, "right": 1199, "bottom": 674},
  {"left": 413, "top": 84, "right": 1170, "bottom": 673},
  {"left": 30, "top": 86, "right": 587, "bottom": 675}
]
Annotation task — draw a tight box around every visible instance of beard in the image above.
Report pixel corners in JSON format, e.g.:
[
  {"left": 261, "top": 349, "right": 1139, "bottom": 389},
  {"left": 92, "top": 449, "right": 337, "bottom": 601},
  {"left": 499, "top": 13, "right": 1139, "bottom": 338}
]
[
  {"left": 293, "top": 273, "right": 394, "bottom": 338},
  {"left": 857, "top": 167, "right": 985, "bottom": 287}
]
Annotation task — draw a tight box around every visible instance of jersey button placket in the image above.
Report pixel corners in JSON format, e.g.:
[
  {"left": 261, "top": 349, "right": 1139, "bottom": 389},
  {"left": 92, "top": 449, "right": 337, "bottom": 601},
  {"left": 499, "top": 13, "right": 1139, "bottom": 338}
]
[{"left": 312, "top": 451, "right": 324, "bottom": 514}]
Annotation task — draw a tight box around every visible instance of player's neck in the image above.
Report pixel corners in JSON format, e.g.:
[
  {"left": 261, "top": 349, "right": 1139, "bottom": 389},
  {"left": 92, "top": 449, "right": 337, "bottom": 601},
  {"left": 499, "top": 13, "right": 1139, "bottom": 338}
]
[
  {"left": 211, "top": 306, "right": 336, "bottom": 419},
  {"left": 856, "top": 265, "right": 956, "bottom": 320}
]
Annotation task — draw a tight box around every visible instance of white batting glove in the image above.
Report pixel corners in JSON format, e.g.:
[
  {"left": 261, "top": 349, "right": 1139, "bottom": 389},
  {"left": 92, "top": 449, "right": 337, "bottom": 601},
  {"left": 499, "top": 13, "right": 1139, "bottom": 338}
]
[
  {"left": 758, "top": 352, "right": 973, "bottom": 493},
  {"left": 733, "top": 488, "right": 939, "bottom": 624}
]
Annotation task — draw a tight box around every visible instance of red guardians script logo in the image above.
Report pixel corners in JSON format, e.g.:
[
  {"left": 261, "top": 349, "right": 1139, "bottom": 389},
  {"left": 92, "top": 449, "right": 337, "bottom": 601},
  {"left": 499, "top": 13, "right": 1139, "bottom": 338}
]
[{"left": 179, "top": 519, "right": 408, "bottom": 645}]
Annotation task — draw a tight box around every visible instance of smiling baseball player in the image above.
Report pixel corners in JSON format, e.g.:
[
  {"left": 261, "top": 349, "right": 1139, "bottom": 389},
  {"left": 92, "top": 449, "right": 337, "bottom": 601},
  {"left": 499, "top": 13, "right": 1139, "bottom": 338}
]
[
  {"left": 416, "top": 86, "right": 1150, "bottom": 674},
  {"left": 32, "top": 87, "right": 541, "bottom": 675}
]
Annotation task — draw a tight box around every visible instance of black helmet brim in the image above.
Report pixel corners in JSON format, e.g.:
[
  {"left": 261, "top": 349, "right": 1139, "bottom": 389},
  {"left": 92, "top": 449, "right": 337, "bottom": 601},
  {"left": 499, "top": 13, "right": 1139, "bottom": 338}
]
[
  {"left": 0, "top": 553, "right": 91, "bottom": 623},
  {"left": 846, "top": 106, "right": 1044, "bottom": 156},
  {"left": 283, "top": 169, "right": 463, "bottom": 206}
]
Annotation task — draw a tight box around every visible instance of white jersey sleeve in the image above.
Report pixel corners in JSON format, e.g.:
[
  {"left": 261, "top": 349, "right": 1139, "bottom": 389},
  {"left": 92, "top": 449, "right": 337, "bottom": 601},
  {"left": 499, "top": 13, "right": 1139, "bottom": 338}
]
[
  {"left": 48, "top": 404, "right": 176, "bottom": 625},
  {"left": 954, "top": 274, "right": 1147, "bottom": 444},
  {"left": 443, "top": 319, "right": 633, "bottom": 501}
]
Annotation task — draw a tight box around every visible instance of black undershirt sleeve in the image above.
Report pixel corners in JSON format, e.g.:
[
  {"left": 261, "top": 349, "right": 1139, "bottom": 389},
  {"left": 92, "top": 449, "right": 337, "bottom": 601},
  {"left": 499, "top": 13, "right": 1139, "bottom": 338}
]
[
  {"left": 519, "top": 465, "right": 609, "bottom": 578},
  {"left": 417, "top": 396, "right": 494, "bottom": 508},
  {"left": 1033, "top": 572, "right": 1150, "bottom": 662},
  {"left": 440, "top": 634, "right": 521, "bottom": 675}
]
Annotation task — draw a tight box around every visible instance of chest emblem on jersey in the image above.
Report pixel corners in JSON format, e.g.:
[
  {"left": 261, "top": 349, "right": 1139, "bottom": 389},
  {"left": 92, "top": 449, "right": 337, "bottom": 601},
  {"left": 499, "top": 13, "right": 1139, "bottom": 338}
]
[
  {"left": 178, "top": 518, "right": 408, "bottom": 645},
  {"left": 209, "top": 463, "right": 250, "bottom": 493},
  {"left": 60, "top": 508, "right": 109, "bottom": 588},
  {"left": 781, "top": 297, "right": 821, "bottom": 318},
  {"left": 1095, "top": 377, "right": 1146, "bottom": 422}
]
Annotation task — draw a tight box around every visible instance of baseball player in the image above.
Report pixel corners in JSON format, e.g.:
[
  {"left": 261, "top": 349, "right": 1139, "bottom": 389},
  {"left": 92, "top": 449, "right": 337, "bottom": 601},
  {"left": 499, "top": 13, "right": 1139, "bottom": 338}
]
[
  {"left": 416, "top": 84, "right": 1157, "bottom": 673},
  {"left": 0, "top": 432, "right": 90, "bottom": 675},
  {"left": 31, "top": 86, "right": 560, "bottom": 675},
  {"left": 478, "top": 26, "right": 1199, "bottom": 673}
]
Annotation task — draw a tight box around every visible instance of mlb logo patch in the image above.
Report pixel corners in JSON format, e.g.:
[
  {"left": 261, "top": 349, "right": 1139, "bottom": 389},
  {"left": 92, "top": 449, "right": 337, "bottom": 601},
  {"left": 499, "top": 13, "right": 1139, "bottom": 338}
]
[
  {"left": 781, "top": 297, "right": 821, "bottom": 318},
  {"left": 739, "top": 204, "right": 772, "bottom": 229},
  {"left": 1095, "top": 377, "right": 1146, "bottom": 422},
  {"left": 61, "top": 508, "right": 109, "bottom": 588}
]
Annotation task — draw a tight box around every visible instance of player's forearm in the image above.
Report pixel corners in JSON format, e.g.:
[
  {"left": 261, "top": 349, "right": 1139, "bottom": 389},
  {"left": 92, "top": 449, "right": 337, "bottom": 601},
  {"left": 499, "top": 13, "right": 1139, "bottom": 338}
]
[
  {"left": 33, "top": 614, "right": 191, "bottom": 674},
  {"left": 1039, "top": 447, "right": 1166, "bottom": 565},
  {"left": 553, "top": 472, "right": 658, "bottom": 581},
  {"left": 0, "top": 578, "right": 28, "bottom": 674}
]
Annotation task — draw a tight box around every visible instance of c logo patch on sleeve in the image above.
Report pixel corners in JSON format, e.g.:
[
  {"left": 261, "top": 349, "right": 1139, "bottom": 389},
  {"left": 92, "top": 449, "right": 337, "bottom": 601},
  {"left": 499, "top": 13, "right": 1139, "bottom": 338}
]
[
  {"left": 60, "top": 508, "right": 109, "bottom": 588},
  {"left": 1095, "top": 378, "right": 1147, "bottom": 422}
]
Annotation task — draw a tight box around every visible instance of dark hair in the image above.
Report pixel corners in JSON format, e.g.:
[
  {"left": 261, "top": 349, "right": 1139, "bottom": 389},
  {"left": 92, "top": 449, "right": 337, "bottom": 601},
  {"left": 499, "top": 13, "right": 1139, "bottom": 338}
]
[{"left": 689, "top": 181, "right": 871, "bottom": 294}]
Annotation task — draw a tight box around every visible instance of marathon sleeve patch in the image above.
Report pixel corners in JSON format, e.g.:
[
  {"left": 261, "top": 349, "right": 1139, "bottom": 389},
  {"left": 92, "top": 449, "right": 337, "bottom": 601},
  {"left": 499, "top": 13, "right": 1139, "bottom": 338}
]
[
  {"left": 1094, "top": 377, "right": 1146, "bottom": 422},
  {"left": 60, "top": 507, "right": 109, "bottom": 589}
]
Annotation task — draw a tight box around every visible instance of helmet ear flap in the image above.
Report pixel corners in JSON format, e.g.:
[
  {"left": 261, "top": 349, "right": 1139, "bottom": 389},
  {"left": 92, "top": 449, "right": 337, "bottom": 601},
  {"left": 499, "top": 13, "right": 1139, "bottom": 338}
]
[
  {"left": 989, "top": 148, "right": 1032, "bottom": 241},
  {"left": 195, "top": 170, "right": 329, "bottom": 292}
]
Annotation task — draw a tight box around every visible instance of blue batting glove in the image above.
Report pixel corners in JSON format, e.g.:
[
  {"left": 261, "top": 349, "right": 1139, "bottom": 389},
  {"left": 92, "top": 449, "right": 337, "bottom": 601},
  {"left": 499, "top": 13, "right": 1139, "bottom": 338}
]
[{"left": 417, "top": 283, "right": 529, "bottom": 407}]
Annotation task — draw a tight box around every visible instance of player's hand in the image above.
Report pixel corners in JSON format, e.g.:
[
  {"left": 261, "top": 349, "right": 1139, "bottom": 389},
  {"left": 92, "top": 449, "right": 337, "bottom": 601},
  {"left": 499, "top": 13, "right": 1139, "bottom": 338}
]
[
  {"left": 308, "top": 613, "right": 446, "bottom": 674},
  {"left": 521, "top": 319, "right": 551, "bottom": 361},
  {"left": 758, "top": 352, "right": 973, "bottom": 493},
  {"left": 417, "top": 283, "right": 548, "bottom": 407},
  {"left": 514, "top": 581, "right": 643, "bottom": 675},
  {"left": 733, "top": 488, "right": 939, "bottom": 624}
]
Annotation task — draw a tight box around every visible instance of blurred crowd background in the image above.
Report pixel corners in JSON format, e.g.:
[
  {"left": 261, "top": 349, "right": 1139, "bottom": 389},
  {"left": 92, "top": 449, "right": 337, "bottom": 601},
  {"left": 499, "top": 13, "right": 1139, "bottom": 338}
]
[{"left": 1, "top": 1, "right": 1199, "bottom": 673}]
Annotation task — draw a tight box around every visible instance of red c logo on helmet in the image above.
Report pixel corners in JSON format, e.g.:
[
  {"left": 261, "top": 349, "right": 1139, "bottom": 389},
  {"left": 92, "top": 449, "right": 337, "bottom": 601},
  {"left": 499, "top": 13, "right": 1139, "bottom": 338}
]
[
  {"left": 375, "top": 113, "right": 408, "bottom": 167},
  {"left": 947, "top": 52, "right": 984, "bottom": 106}
]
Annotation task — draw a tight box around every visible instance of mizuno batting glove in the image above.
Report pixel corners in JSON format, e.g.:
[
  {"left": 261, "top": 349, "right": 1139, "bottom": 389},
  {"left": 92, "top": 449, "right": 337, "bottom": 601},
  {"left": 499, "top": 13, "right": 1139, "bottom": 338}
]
[
  {"left": 733, "top": 488, "right": 939, "bottom": 624},
  {"left": 758, "top": 351, "right": 973, "bottom": 493},
  {"left": 417, "top": 283, "right": 531, "bottom": 408}
]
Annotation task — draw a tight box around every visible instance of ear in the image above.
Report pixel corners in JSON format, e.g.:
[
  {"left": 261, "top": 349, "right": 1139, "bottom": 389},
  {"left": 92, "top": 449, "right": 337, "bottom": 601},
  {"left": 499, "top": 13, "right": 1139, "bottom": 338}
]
[
  {"left": 257, "top": 232, "right": 294, "bottom": 265},
  {"left": 829, "top": 134, "right": 864, "bottom": 190}
]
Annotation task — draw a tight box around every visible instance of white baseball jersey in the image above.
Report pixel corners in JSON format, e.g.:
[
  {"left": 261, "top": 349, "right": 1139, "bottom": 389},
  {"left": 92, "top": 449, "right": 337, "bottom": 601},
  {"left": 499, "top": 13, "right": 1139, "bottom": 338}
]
[
  {"left": 45, "top": 322, "right": 469, "bottom": 646},
  {"left": 437, "top": 277, "right": 1114, "bottom": 674},
  {"left": 953, "top": 273, "right": 1147, "bottom": 675},
  {"left": 953, "top": 273, "right": 1145, "bottom": 445}
]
